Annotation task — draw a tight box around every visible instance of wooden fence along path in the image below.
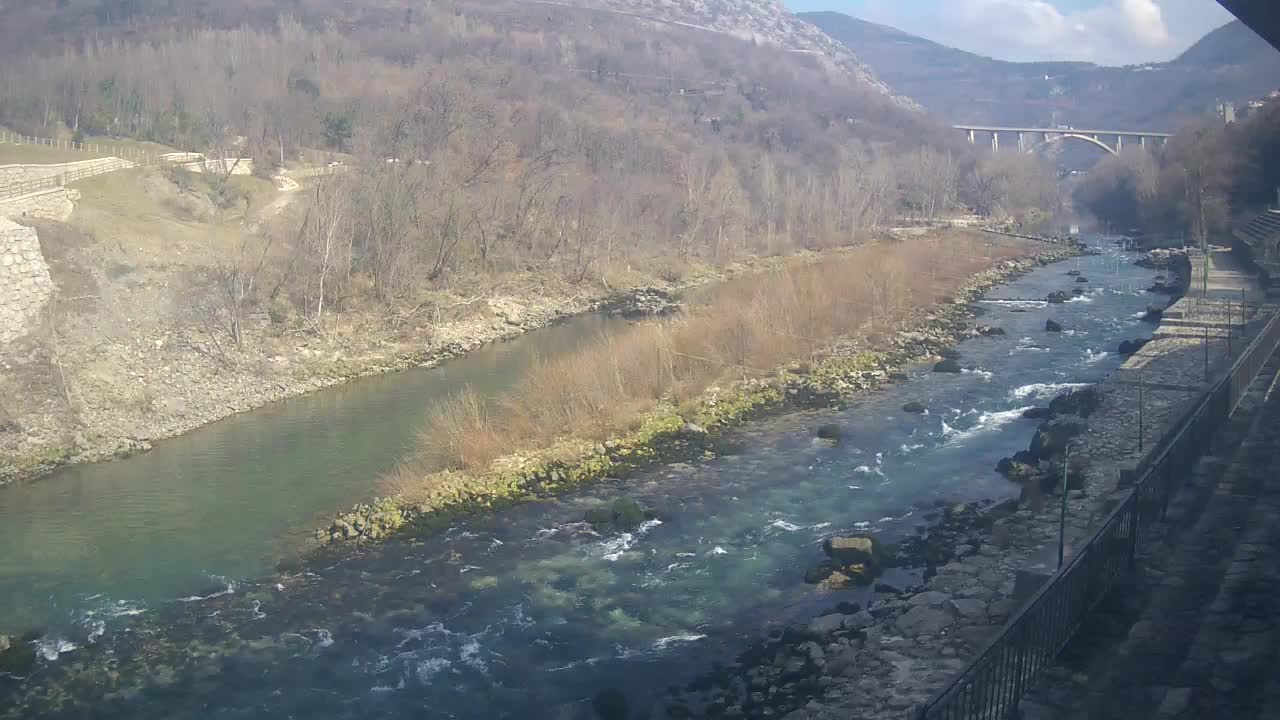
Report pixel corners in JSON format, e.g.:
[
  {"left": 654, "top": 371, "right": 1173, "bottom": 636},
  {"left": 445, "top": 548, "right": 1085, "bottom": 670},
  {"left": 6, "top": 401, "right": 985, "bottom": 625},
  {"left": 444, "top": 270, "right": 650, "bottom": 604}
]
[{"left": 0, "top": 157, "right": 135, "bottom": 201}]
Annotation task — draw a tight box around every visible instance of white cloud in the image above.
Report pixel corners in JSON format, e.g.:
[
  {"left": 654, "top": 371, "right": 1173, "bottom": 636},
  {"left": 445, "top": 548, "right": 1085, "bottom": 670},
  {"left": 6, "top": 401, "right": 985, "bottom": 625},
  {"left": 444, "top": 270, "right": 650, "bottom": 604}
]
[{"left": 842, "top": 0, "right": 1234, "bottom": 65}]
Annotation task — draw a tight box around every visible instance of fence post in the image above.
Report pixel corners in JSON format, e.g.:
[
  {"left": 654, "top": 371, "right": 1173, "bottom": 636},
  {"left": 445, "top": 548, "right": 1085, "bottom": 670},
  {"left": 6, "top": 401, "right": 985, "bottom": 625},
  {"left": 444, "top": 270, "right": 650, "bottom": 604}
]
[{"left": 1203, "top": 324, "right": 1209, "bottom": 384}]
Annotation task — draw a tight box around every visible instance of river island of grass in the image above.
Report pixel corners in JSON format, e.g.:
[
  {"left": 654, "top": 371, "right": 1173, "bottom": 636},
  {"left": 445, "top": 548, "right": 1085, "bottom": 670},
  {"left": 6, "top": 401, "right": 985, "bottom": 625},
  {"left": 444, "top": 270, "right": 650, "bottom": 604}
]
[{"left": 325, "top": 229, "right": 1084, "bottom": 544}]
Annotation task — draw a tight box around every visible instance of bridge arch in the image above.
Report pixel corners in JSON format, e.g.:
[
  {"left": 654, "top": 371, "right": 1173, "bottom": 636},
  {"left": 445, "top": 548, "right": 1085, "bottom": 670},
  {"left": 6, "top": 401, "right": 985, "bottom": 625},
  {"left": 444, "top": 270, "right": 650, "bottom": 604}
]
[{"left": 1029, "top": 132, "right": 1118, "bottom": 156}]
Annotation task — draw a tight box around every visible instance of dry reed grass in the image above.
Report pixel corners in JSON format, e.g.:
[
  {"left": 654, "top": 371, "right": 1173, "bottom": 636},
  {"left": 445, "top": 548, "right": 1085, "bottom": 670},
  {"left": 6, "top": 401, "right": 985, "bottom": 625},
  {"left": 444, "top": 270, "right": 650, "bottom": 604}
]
[{"left": 387, "top": 231, "right": 1030, "bottom": 496}]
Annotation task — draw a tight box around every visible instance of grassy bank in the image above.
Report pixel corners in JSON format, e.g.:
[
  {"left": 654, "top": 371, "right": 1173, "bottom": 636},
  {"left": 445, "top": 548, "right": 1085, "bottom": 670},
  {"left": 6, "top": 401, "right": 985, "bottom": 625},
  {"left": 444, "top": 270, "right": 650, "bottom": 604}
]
[{"left": 326, "top": 230, "right": 1083, "bottom": 543}]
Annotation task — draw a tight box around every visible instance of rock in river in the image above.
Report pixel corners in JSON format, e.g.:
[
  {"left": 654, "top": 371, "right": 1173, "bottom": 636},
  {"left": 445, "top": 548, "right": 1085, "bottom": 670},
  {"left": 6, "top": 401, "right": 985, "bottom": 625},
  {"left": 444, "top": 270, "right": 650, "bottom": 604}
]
[
  {"left": 933, "top": 359, "right": 962, "bottom": 374},
  {"left": 1048, "top": 387, "right": 1102, "bottom": 418},
  {"left": 977, "top": 325, "right": 1006, "bottom": 336},
  {"left": 585, "top": 498, "right": 655, "bottom": 531},
  {"left": 902, "top": 401, "right": 927, "bottom": 414},
  {"left": 816, "top": 424, "right": 843, "bottom": 441},
  {"left": 1022, "top": 407, "right": 1052, "bottom": 420},
  {"left": 823, "top": 535, "right": 881, "bottom": 566},
  {"left": 1047, "top": 291, "right": 1069, "bottom": 304},
  {"left": 1030, "top": 417, "right": 1085, "bottom": 461},
  {"left": 1045, "top": 319, "right": 1062, "bottom": 333}
]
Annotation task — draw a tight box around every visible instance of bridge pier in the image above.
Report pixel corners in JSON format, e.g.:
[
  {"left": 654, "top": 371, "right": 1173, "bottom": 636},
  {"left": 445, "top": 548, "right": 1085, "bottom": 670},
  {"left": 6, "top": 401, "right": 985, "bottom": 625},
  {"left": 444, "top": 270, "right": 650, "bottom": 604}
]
[
  {"left": 1018, "top": 132, "right": 1025, "bottom": 153},
  {"left": 968, "top": 129, "right": 975, "bottom": 144},
  {"left": 991, "top": 132, "right": 999, "bottom": 152},
  {"left": 1117, "top": 135, "right": 1123, "bottom": 152},
  {"left": 1141, "top": 136, "right": 1146, "bottom": 149}
]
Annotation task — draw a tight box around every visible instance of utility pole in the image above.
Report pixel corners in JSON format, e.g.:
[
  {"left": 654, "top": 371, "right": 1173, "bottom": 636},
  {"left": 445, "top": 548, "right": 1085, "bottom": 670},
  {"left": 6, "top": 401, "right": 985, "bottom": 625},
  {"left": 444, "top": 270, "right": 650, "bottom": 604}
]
[{"left": 1059, "top": 445, "right": 1071, "bottom": 570}]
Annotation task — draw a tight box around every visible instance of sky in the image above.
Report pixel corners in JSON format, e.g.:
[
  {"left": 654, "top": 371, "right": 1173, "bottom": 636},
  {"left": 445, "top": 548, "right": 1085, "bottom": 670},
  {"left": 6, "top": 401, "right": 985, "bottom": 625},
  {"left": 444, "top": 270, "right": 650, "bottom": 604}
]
[{"left": 786, "top": 0, "right": 1237, "bottom": 65}]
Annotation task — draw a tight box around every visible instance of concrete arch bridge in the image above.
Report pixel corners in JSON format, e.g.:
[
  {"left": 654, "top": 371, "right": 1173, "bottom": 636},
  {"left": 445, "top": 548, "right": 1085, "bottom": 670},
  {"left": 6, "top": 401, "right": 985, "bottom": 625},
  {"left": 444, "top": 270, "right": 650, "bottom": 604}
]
[{"left": 955, "top": 125, "right": 1174, "bottom": 156}]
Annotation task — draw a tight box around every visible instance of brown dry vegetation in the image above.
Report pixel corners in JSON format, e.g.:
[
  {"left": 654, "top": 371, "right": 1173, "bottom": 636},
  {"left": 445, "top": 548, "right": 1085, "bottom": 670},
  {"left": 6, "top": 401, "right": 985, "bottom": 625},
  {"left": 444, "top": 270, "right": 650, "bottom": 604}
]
[{"left": 387, "top": 230, "right": 1030, "bottom": 496}]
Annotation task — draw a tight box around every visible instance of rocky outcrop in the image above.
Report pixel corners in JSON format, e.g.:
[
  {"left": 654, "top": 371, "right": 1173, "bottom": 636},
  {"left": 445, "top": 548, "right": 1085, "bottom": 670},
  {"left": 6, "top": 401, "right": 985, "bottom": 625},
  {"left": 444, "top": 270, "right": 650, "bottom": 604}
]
[
  {"left": 602, "top": 287, "right": 680, "bottom": 317},
  {"left": 0, "top": 218, "right": 53, "bottom": 344}
]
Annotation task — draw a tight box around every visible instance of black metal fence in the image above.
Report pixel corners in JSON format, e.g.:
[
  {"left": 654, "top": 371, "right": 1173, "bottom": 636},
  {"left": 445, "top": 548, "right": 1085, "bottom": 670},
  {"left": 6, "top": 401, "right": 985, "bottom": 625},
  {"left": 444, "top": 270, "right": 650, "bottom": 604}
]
[{"left": 917, "top": 306, "right": 1280, "bottom": 720}]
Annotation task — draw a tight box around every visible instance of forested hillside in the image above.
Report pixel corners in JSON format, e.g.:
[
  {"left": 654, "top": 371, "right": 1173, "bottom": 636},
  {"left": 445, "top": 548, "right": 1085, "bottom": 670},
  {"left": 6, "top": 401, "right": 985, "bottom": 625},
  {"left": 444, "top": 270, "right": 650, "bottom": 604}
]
[
  {"left": 0, "top": 0, "right": 1061, "bottom": 293},
  {"left": 0, "top": 0, "right": 1065, "bottom": 483}
]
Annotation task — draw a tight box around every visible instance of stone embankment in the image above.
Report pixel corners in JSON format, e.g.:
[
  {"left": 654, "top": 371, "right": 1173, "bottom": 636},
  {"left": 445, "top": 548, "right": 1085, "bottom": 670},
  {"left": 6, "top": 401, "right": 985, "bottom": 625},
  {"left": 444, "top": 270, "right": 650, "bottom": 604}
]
[
  {"left": 325, "top": 243, "right": 1083, "bottom": 544},
  {"left": 658, "top": 247, "right": 1273, "bottom": 720},
  {"left": 0, "top": 187, "right": 79, "bottom": 221},
  {"left": 0, "top": 217, "right": 53, "bottom": 344},
  {"left": 0, "top": 157, "right": 133, "bottom": 190}
]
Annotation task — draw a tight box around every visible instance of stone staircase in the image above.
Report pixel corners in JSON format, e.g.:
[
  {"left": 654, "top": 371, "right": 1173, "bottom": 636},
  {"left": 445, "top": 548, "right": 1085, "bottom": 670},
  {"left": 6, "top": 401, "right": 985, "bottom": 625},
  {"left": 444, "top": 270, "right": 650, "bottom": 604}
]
[{"left": 1020, "top": 350, "right": 1280, "bottom": 720}]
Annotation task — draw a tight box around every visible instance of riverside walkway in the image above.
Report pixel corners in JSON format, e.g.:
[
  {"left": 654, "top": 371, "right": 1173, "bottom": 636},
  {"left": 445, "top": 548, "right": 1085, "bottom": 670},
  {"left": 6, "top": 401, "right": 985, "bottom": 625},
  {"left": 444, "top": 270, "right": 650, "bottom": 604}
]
[{"left": 1019, "top": 247, "right": 1280, "bottom": 720}]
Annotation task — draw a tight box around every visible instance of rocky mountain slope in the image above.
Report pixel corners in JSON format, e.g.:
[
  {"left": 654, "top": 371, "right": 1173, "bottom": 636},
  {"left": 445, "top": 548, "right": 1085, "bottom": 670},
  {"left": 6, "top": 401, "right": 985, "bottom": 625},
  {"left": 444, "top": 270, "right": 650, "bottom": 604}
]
[
  {"left": 545, "top": 0, "right": 913, "bottom": 105},
  {"left": 802, "top": 13, "right": 1280, "bottom": 130}
]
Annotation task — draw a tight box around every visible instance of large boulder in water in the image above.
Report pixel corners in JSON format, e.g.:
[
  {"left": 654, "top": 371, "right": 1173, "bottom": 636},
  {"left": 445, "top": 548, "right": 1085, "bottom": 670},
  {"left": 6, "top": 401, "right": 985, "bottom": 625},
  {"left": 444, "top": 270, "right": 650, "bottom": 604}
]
[
  {"left": 1045, "top": 319, "right": 1063, "bottom": 333},
  {"left": 1022, "top": 407, "right": 1052, "bottom": 420},
  {"left": 1030, "top": 417, "right": 1085, "bottom": 461},
  {"left": 1142, "top": 305, "right": 1164, "bottom": 323},
  {"left": 1049, "top": 387, "right": 1102, "bottom": 418},
  {"left": 938, "top": 348, "right": 962, "bottom": 360},
  {"left": 823, "top": 535, "right": 881, "bottom": 567},
  {"left": 585, "top": 498, "right": 654, "bottom": 531},
  {"left": 816, "top": 424, "right": 843, "bottom": 441},
  {"left": 0, "top": 634, "right": 36, "bottom": 675},
  {"left": 1075, "top": 276, "right": 1089, "bottom": 283},
  {"left": 902, "top": 401, "right": 927, "bottom": 414},
  {"left": 977, "top": 325, "right": 1006, "bottom": 337},
  {"left": 1047, "top": 291, "right": 1069, "bottom": 304},
  {"left": 933, "top": 359, "right": 962, "bottom": 374}
]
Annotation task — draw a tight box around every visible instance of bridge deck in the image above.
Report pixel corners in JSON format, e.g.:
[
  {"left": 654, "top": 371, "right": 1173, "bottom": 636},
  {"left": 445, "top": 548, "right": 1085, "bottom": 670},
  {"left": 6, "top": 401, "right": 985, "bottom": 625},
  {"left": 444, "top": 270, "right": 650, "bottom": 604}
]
[{"left": 953, "top": 125, "right": 1173, "bottom": 137}]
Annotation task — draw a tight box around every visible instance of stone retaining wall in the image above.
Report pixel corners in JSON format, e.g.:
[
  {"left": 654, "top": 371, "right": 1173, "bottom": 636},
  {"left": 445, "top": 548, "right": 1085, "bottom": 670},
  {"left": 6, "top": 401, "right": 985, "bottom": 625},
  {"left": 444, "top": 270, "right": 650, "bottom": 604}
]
[
  {"left": 0, "top": 187, "right": 78, "bottom": 221},
  {"left": 0, "top": 157, "right": 133, "bottom": 187},
  {"left": 0, "top": 217, "right": 53, "bottom": 344}
]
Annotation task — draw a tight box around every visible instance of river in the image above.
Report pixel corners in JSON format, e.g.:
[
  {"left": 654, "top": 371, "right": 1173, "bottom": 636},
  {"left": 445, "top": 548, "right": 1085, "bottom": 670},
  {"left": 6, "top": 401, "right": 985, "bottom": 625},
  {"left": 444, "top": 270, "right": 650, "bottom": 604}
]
[
  {"left": 0, "top": 313, "right": 621, "bottom": 635},
  {"left": 0, "top": 239, "right": 1157, "bottom": 719}
]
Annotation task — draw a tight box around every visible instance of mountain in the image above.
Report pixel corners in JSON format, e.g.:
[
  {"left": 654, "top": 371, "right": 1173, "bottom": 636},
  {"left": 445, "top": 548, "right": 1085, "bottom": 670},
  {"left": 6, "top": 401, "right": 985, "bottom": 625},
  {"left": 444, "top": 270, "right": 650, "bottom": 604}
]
[
  {"left": 0, "top": 0, "right": 911, "bottom": 108},
  {"left": 544, "top": 0, "right": 914, "bottom": 106},
  {"left": 801, "top": 13, "right": 1280, "bottom": 131}
]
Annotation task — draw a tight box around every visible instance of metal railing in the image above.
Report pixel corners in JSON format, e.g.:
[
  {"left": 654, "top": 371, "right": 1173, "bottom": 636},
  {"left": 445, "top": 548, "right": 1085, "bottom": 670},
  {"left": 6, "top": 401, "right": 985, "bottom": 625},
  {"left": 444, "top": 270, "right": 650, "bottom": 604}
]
[
  {"left": 0, "top": 158, "right": 132, "bottom": 201},
  {"left": 917, "top": 306, "right": 1280, "bottom": 720}
]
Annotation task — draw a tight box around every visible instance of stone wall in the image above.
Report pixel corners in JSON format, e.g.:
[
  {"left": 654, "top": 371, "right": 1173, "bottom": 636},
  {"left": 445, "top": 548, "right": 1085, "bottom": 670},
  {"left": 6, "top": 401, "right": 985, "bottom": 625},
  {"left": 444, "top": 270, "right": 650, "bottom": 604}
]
[
  {"left": 0, "top": 187, "right": 79, "bottom": 222},
  {"left": 0, "top": 157, "right": 133, "bottom": 187},
  {"left": 0, "top": 217, "right": 53, "bottom": 344}
]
